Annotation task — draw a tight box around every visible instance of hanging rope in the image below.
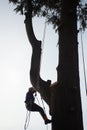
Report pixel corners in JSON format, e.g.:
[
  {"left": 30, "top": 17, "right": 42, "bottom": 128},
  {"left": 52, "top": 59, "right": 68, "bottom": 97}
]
[
  {"left": 24, "top": 110, "right": 31, "bottom": 130},
  {"left": 40, "top": 8, "right": 49, "bottom": 71},
  {"left": 41, "top": 97, "right": 47, "bottom": 114},
  {"left": 80, "top": 29, "right": 87, "bottom": 95},
  {"left": 42, "top": 18, "right": 48, "bottom": 50},
  {"left": 35, "top": 93, "right": 46, "bottom": 114},
  {"left": 42, "top": 0, "right": 49, "bottom": 47},
  {"left": 35, "top": 95, "right": 48, "bottom": 130}
]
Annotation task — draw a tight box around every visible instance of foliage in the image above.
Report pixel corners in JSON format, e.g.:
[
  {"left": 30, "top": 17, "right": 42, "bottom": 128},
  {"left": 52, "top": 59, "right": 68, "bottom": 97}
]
[
  {"left": 77, "top": 2, "right": 87, "bottom": 30},
  {"left": 9, "top": 0, "right": 87, "bottom": 31}
]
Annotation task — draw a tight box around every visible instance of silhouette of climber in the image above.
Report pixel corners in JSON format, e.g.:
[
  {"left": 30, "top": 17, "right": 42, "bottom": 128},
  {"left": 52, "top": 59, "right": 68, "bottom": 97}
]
[{"left": 25, "top": 87, "right": 52, "bottom": 124}]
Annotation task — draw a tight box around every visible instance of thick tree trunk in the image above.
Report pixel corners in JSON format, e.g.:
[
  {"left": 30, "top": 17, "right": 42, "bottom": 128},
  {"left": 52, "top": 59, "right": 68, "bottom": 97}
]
[{"left": 52, "top": 1, "right": 83, "bottom": 130}]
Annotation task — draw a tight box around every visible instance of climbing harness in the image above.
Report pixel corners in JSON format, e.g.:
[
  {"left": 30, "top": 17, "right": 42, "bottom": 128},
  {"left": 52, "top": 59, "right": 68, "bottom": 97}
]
[
  {"left": 24, "top": 92, "right": 37, "bottom": 130},
  {"left": 24, "top": 93, "right": 49, "bottom": 130},
  {"left": 80, "top": 29, "right": 87, "bottom": 95}
]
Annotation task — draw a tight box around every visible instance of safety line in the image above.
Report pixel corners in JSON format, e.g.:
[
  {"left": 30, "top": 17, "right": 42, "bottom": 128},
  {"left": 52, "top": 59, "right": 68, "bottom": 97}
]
[{"left": 80, "top": 30, "right": 87, "bottom": 95}]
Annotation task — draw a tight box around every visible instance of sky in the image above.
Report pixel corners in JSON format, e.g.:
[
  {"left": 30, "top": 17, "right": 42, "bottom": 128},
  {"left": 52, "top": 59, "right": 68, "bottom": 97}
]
[{"left": 0, "top": 1, "right": 87, "bottom": 130}]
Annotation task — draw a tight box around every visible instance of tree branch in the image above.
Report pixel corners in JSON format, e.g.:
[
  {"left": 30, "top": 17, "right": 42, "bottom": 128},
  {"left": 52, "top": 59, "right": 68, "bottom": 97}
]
[{"left": 24, "top": 11, "right": 51, "bottom": 106}]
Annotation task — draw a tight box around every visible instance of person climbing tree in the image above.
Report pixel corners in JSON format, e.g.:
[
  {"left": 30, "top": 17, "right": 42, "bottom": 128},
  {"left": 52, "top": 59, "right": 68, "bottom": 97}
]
[{"left": 25, "top": 87, "right": 52, "bottom": 125}]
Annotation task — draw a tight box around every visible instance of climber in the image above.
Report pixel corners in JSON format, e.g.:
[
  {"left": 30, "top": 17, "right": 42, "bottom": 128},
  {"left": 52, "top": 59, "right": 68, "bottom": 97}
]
[{"left": 25, "top": 87, "right": 52, "bottom": 125}]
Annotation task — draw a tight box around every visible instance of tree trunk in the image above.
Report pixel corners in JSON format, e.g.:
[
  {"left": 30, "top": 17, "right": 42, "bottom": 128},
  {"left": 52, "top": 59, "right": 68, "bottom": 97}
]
[{"left": 52, "top": 0, "right": 83, "bottom": 130}]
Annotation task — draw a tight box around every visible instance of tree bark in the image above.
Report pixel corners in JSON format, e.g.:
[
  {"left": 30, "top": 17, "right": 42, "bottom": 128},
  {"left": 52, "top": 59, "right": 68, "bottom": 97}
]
[{"left": 52, "top": 0, "right": 83, "bottom": 130}]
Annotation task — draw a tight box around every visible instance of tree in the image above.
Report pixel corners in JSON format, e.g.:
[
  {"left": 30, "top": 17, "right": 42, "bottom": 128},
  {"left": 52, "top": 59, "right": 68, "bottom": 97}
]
[{"left": 9, "top": 0, "right": 87, "bottom": 130}]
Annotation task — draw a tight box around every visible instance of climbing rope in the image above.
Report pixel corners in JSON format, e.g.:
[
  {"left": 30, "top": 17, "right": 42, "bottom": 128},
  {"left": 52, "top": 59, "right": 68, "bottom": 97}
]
[
  {"left": 42, "top": 17, "right": 48, "bottom": 50},
  {"left": 24, "top": 94, "right": 49, "bottom": 130},
  {"left": 35, "top": 95, "right": 48, "bottom": 130},
  {"left": 80, "top": 29, "right": 87, "bottom": 95},
  {"left": 42, "top": 0, "right": 49, "bottom": 48},
  {"left": 41, "top": 97, "right": 46, "bottom": 114},
  {"left": 24, "top": 110, "right": 31, "bottom": 130},
  {"left": 35, "top": 94, "right": 46, "bottom": 114}
]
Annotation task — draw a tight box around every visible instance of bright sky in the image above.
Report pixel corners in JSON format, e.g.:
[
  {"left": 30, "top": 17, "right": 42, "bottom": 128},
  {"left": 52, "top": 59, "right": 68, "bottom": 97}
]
[{"left": 0, "top": 1, "right": 87, "bottom": 130}]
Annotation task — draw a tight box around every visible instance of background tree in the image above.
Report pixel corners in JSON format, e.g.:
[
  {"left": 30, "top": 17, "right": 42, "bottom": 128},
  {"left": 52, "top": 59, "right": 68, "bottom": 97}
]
[{"left": 9, "top": 0, "right": 87, "bottom": 130}]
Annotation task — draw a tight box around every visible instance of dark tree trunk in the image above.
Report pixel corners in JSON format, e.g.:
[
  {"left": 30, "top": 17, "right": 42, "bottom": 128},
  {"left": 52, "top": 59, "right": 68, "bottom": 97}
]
[{"left": 52, "top": 0, "right": 83, "bottom": 130}]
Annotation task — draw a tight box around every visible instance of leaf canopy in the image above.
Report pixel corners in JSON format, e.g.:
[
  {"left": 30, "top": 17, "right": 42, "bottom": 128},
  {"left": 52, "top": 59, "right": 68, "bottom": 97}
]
[{"left": 9, "top": 0, "right": 87, "bottom": 30}]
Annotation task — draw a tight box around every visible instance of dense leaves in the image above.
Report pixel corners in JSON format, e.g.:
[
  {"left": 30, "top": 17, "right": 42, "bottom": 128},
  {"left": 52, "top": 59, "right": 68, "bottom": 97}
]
[
  {"left": 9, "top": 0, "right": 87, "bottom": 30},
  {"left": 77, "top": 3, "right": 87, "bottom": 30}
]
